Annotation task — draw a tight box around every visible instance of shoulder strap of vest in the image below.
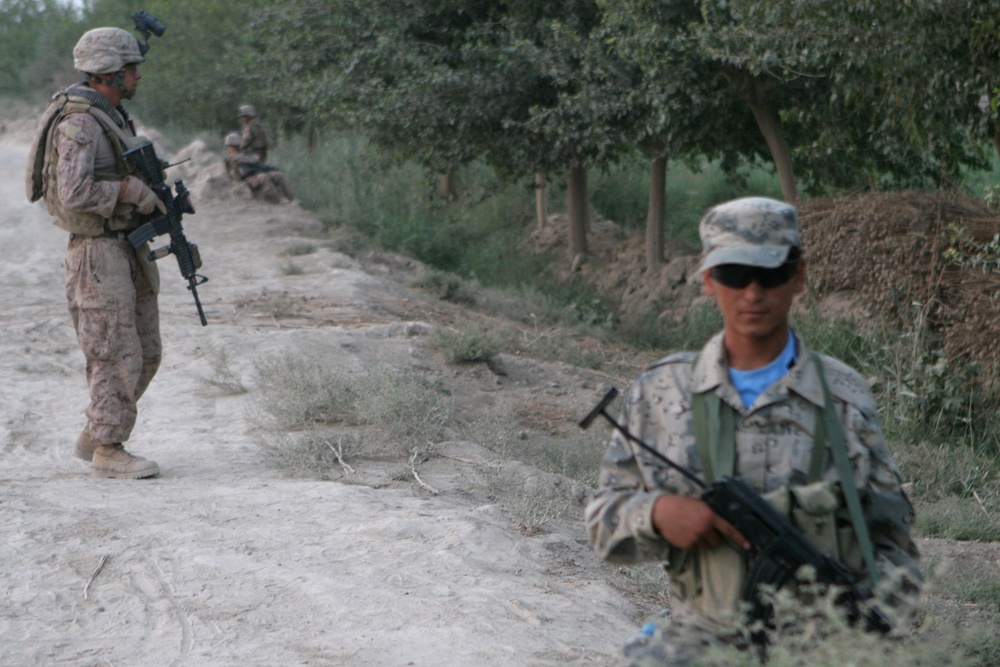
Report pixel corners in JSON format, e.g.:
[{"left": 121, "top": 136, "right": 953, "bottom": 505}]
[
  {"left": 692, "top": 390, "right": 734, "bottom": 482},
  {"left": 692, "top": 351, "right": 828, "bottom": 484},
  {"left": 811, "top": 352, "right": 880, "bottom": 588}
]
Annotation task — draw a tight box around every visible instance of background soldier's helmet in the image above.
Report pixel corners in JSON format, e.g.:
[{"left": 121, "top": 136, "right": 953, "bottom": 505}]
[
  {"left": 224, "top": 132, "right": 242, "bottom": 147},
  {"left": 73, "top": 28, "right": 145, "bottom": 75},
  {"left": 238, "top": 104, "right": 256, "bottom": 118}
]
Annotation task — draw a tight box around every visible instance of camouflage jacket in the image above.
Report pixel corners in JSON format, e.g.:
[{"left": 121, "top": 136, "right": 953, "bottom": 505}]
[
  {"left": 240, "top": 118, "right": 269, "bottom": 160},
  {"left": 224, "top": 152, "right": 262, "bottom": 181},
  {"left": 585, "top": 331, "right": 920, "bottom": 617},
  {"left": 33, "top": 85, "right": 145, "bottom": 235}
]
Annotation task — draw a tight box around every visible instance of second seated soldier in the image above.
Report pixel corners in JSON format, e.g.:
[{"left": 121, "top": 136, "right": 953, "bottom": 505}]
[{"left": 238, "top": 104, "right": 270, "bottom": 164}]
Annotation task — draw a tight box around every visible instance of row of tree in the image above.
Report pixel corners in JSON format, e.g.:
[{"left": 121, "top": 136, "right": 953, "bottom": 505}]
[{"left": 5, "top": 0, "right": 1000, "bottom": 266}]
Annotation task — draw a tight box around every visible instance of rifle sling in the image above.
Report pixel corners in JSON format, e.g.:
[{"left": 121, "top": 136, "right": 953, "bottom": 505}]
[{"left": 811, "top": 352, "right": 880, "bottom": 589}]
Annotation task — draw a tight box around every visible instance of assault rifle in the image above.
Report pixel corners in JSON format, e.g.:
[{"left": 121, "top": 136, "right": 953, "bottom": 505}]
[
  {"left": 580, "top": 387, "right": 892, "bottom": 636},
  {"left": 123, "top": 142, "right": 208, "bottom": 325}
]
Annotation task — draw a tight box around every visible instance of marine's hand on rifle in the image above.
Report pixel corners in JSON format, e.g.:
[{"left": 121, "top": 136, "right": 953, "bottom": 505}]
[
  {"left": 653, "top": 494, "right": 750, "bottom": 551},
  {"left": 118, "top": 175, "right": 166, "bottom": 215}
]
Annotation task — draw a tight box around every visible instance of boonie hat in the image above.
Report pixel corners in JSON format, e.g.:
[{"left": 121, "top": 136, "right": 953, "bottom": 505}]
[{"left": 698, "top": 197, "right": 800, "bottom": 271}]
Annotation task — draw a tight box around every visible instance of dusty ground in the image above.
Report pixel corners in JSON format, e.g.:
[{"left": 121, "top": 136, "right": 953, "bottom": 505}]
[
  {"left": 1, "top": 119, "right": 998, "bottom": 666},
  {"left": 0, "top": 127, "right": 653, "bottom": 666}
]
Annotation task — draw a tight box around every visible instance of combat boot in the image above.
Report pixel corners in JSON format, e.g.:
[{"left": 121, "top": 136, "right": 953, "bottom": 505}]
[
  {"left": 91, "top": 444, "right": 159, "bottom": 479},
  {"left": 75, "top": 428, "right": 100, "bottom": 462}
]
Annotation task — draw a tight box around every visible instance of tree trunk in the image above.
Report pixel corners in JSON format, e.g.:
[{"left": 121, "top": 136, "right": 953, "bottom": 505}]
[
  {"left": 566, "top": 165, "right": 589, "bottom": 260},
  {"left": 439, "top": 172, "right": 460, "bottom": 201},
  {"left": 747, "top": 101, "right": 798, "bottom": 203},
  {"left": 646, "top": 151, "right": 667, "bottom": 270},
  {"left": 534, "top": 172, "right": 548, "bottom": 229},
  {"left": 307, "top": 125, "right": 317, "bottom": 154},
  {"left": 993, "top": 126, "right": 1000, "bottom": 159}
]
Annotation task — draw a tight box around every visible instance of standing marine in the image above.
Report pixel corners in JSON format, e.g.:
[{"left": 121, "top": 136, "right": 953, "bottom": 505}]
[{"left": 26, "top": 25, "right": 168, "bottom": 479}]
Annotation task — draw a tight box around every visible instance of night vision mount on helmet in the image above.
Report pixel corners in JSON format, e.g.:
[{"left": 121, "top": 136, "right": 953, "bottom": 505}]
[
  {"left": 131, "top": 10, "right": 165, "bottom": 57},
  {"left": 71, "top": 10, "right": 166, "bottom": 75}
]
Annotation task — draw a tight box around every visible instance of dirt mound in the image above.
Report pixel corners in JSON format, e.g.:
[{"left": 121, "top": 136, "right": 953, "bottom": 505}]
[
  {"left": 536, "top": 192, "right": 1000, "bottom": 383},
  {"left": 799, "top": 191, "right": 1000, "bottom": 383},
  {"left": 530, "top": 214, "right": 704, "bottom": 326}
]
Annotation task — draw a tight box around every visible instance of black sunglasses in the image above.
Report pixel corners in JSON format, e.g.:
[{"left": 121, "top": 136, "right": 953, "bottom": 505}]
[{"left": 710, "top": 252, "right": 800, "bottom": 289}]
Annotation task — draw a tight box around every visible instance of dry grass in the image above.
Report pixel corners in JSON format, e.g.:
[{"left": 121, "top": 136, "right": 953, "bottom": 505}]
[{"left": 249, "top": 353, "right": 453, "bottom": 474}]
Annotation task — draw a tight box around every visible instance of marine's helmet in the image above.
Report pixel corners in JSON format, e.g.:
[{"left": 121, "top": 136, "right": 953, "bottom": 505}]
[
  {"left": 238, "top": 104, "right": 256, "bottom": 118},
  {"left": 73, "top": 28, "right": 145, "bottom": 75},
  {"left": 224, "top": 132, "right": 242, "bottom": 147}
]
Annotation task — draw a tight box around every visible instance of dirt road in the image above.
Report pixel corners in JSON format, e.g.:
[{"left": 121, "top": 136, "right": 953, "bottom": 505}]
[{"left": 0, "top": 133, "right": 641, "bottom": 666}]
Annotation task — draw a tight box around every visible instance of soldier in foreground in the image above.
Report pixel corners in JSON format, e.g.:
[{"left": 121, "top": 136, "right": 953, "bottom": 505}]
[
  {"left": 585, "top": 197, "right": 921, "bottom": 664},
  {"left": 238, "top": 104, "right": 271, "bottom": 164},
  {"left": 223, "top": 132, "right": 295, "bottom": 204},
  {"left": 26, "top": 26, "right": 166, "bottom": 478}
]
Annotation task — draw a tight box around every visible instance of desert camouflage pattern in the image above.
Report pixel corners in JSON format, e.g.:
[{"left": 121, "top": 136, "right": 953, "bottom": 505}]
[
  {"left": 43, "top": 104, "right": 162, "bottom": 447},
  {"left": 224, "top": 152, "right": 293, "bottom": 203},
  {"left": 65, "top": 236, "right": 161, "bottom": 445},
  {"left": 699, "top": 197, "right": 801, "bottom": 271},
  {"left": 586, "top": 331, "right": 921, "bottom": 662},
  {"left": 47, "top": 112, "right": 124, "bottom": 233},
  {"left": 240, "top": 117, "right": 270, "bottom": 164}
]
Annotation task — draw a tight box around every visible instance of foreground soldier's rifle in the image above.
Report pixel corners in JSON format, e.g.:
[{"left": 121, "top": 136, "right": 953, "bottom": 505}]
[
  {"left": 123, "top": 142, "right": 208, "bottom": 325},
  {"left": 580, "top": 387, "right": 893, "bottom": 636}
]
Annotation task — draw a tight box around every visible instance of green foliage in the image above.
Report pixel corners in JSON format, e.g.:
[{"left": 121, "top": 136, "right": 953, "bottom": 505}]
[
  {"left": 945, "top": 223, "right": 1000, "bottom": 274},
  {"left": 619, "top": 302, "right": 722, "bottom": 354},
  {"left": 75, "top": 0, "right": 272, "bottom": 129},
  {"left": 916, "top": 496, "right": 1000, "bottom": 542},
  {"left": 432, "top": 326, "right": 503, "bottom": 364},
  {"left": 0, "top": 0, "right": 81, "bottom": 100}
]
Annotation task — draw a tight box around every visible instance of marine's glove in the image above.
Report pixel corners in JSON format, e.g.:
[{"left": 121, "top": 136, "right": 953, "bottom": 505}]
[{"left": 118, "top": 176, "right": 167, "bottom": 216}]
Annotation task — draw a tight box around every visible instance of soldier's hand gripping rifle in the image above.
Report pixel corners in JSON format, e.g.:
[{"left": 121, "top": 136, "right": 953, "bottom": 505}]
[
  {"left": 579, "top": 387, "right": 893, "bottom": 636},
  {"left": 123, "top": 142, "right": 208, "bottom": 325}
]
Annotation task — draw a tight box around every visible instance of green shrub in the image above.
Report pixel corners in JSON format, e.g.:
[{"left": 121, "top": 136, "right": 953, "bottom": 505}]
[{"left": 432, "top": 326, "right": 503, "bottom": 364}]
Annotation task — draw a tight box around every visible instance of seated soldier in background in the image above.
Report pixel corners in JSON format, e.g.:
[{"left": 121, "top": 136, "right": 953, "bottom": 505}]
[
  {"left": 238, "top": 103, "right": 270, "bottom": 163},
  {"left": 223, "top": 132, "right": 294, "bottom": 204}
]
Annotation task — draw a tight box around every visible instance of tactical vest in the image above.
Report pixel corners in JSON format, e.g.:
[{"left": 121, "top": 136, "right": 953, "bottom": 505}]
[
  {"left": 26, "top": 84, "right": 149, "bottom": 236},
  {"left": 666, "top": 353, "right": 878, "bottom": 624}
]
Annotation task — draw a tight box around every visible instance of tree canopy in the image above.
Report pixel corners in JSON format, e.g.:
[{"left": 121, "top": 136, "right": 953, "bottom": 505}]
[{"left": 5, "top": 0, "right": 998, "bottom": 218}]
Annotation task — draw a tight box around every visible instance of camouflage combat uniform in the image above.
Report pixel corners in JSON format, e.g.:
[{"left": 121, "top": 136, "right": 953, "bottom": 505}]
[
  {"left": 240, "top": 117, "right": 270, "bottom": 164},
  {"left": 223, "top": 152, "right": 294, "bottom": 203},
  {"left": 44, "top": 93, "right": 161, "bottom": 447},
  {"left": 586, "top": 331, "right": 920, "bottom": 665}
]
